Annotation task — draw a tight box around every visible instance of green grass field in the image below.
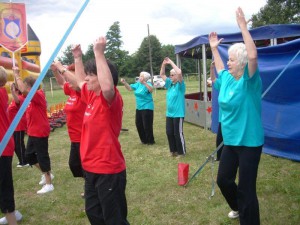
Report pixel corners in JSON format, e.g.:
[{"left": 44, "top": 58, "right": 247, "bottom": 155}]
[{"left": 8, "top": 80, "right": 300, "bottom": 225}]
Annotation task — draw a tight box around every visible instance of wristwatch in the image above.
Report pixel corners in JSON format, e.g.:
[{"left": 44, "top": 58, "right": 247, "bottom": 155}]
[{"left": 60, "top": 68, "right": 68, "bottom": 75}]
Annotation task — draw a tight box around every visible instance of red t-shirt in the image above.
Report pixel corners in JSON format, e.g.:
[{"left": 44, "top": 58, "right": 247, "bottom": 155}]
[
  {"left": 0, "top": 87, "right": 14, "bottom": 156},
  {"left": 8, "top": 94, "right": 27, "bottom": 131},
  {"left": 26, "top": 89, "right": 50, "bottom": 137},
  {"left": 63, "top": 83, "right": 86, "bottom": 142},
  {"left": 80, "top": 83, "right": 126, "bottom": 174}
]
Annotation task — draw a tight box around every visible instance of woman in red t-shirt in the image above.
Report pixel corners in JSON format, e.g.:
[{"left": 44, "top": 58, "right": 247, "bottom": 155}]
[
  {"left": 50, "top": 63, "right": 86, "bottom": 196},
  {"left": 13, "top": 67, "right": 54, "bottom": 195},
  {"left": 8, "top": 83, "right": 28, "bottom": 167},
  {"left": 0, "top": 66, "right": 22, "bottom": 224},
  {"left": 54, "top": 38, "right": 129, "bottom": 225}
]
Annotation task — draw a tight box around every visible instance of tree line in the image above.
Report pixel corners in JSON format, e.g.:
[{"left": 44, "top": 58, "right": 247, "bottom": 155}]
[{"left": 48, "top": 0, "right": 299, "bottom": 79}]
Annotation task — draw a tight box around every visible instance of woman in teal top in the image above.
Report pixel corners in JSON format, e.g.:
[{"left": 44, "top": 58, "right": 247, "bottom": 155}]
[
  {"left": 209, "top": 7, "right": 264, "bottom": 225},
  {"left": 160, "top": 57, "right": 186, "bottom": 158},
  {"left": 121, "top": 72, "right": 155, "bottom": 144}
]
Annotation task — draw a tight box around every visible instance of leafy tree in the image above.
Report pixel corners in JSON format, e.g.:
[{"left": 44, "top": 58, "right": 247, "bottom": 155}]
[
  {"left": 251, "top": 0, "right": 300, "bottom": 28},
  {"left": 134, "top": 35, "right": 163, "bottom": 76},
  {"left": 83, "top": 44, "right": 94, "bottom": 62},
  {"left": 161, "top": 44, "right": 175, "bottom": 61},
  {"left": 57, "top": 45, "right": 74, "bottom": 65},
  {"left": 105, "top": 21, "right": 129, "bottom": 76}
]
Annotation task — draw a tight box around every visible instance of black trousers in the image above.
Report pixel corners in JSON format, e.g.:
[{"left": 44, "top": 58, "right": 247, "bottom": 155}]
[
  {"left": 0, "top": 156, "right": 15, "bottom": 213},
  {"left": 216, "top": 123, "right": 223, "bottom": 161},
  {"left": 69, "top": 142, "right": 84, "bottom": 177},
  {"left": 166, "top": 117, "right": 186, "bottom": 155},
  {"left": 135, "top": 109, "right": 155, "bottom": 144},
  {"left": 217, "top": 145, "right": 262, "bottom": 225},
  {"left": 84, "top": 170, "right": 130, "bottom": 225},
  {"left": 13, "top": 130, "right": 27, "bottom": 165}
]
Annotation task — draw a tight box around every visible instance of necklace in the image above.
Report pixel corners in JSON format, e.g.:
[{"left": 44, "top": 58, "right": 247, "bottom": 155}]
[{"left": 234, "top": 74, "right": 242, "bottom": 80}]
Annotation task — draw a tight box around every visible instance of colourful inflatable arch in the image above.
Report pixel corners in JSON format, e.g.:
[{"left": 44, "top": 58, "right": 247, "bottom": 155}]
[{"left": 0, "top": 24, "right": 41, "bottom": 99}]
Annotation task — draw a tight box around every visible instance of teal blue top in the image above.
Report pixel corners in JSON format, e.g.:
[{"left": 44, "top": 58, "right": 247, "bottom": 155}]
[
  {"left": 130, "top": 82, "right": 154, "bottom": 110},
  {"left": 213, "top": 64, "right": 264, "bottom": 146},
  {"left": 165, "top": 78, "right": 186, "bottom": 118}
]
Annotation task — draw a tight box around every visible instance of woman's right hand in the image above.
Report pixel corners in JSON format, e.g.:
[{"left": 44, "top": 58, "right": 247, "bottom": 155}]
[
  {"left": 120, "top": 78, "right": 126, "bottom": 84},
  {"left": 209, "top": 32, "right": 223, "bottom": 49},
  {"left": 72, "top": 44, "right": 82, "bottom": 58}
]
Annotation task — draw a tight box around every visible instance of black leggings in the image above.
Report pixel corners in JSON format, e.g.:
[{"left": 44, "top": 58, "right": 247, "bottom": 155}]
[
  {"left": 217, "top": 145, "right": 262, "bottom": 225},
  {"left": 166, "top": 117, "right": 186, "bottom": 155}
]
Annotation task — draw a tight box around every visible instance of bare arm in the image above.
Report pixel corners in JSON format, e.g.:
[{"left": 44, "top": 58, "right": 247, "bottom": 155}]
[
  {"left": 10, "top": 83, "right": 20, "bottom": 104},
  {"left": 53, "top": 61, "right": 83, "bottom": 90},
  {"left": 12, "top": 67, "right": 27, "bottom": 95},
  {"left": 120, "top": 78, "right": 132, "bottom": 91},
  {"left": 236, "top": 7, "right": 257, "bottom": 77},
  {"left": 72, "top": 44, "right": 87, "bottom": 84},
  {"left": 209, "top": 32, "right": 225, "bottom": 74},
  {"left": 159, "top": 59, "right": 168, "bottom": 81},
  {"left": 93, "top": 36, "right": 115, "bottom": 103},
  {"left": 210, "top": 62, "right": 216, "bottom": 82},
  {"left": 141, "top": 80, "right": 153, "bottom": 93},
  {"left": 166, "top": 58, "right": 183, "bottom": 82},
  {"left": 50, "top": 64, "right": 65, "bottom": 88}
]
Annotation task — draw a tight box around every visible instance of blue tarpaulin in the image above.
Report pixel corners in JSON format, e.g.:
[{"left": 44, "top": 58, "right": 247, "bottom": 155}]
[{"left": 175, "top": 24, "right": 300, "bottom": 161}]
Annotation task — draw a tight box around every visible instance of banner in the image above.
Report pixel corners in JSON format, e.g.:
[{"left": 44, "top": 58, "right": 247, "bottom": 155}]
[{"left": 0, "top": 3, "right": 27, "bottom": 52}]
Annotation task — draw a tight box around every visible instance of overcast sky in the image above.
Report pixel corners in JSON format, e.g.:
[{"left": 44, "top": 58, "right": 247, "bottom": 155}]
[{"left": 8, "top": 0, "right": 267, "bottom": 68}]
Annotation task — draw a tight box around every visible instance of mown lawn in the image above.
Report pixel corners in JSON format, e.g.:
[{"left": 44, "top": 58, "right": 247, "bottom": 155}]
[{"left": 8, "top": 80, "right": 300, "bottom": 225}]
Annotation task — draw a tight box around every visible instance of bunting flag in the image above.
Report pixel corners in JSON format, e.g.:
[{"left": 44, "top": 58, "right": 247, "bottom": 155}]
[{"left": 0, "top": 3, "right": 27, "bottom": 52}]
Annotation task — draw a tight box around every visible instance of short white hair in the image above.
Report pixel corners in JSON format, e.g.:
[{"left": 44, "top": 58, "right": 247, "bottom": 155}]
[
  {"left": 140, "top": 71, "right": 151, "bottom": 81},
  {"left": 228, "top": 43, "right": 248, "bottom": 69}
]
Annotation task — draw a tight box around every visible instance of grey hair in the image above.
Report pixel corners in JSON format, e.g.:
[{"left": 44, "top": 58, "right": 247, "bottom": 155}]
[
  {"left": 228, "top": 43, "right": 248, "bottom": 70},
  {"left": 140, "top": 71, "right": 151, "bottom": 81}
]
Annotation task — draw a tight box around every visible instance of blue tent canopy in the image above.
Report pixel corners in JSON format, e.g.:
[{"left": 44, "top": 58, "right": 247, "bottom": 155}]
[
  {"left": 175, "top": 24, "right": 300, "bottom": 58},
  {"left": 175, "top": 24, "right": 300, "bottom": 161}
]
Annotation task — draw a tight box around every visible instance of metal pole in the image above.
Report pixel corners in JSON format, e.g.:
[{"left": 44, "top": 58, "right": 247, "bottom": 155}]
[{"left": 147, "top": 24, "right": 154, "bottom": 84}]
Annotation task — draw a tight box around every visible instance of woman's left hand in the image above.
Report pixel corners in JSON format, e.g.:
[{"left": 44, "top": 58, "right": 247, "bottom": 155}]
[{"left": 236, "top": 7, "right": 247, "bottom": 29}]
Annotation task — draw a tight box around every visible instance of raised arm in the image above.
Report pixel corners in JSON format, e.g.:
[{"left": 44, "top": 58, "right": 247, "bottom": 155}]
[
  {"left": 236, "top": 7, "right": 257, "bottom": 77},
  {"left": 210, "top": 62, "right": 216, "bottom": 82},
  {"left": 141, "top": 79, "right": 153, "bottom": 93},
  {"left": 93, "top": 36, "right": 115, "bottom": 103},
  {"left": 12, "top": 67, "right": 27, "bottom": 95},
  {"left": 10, "top": 83, "right": 20, "bottom": 104},
  {"left": 72, "top": 44, "right": 87, "bottom": 83},
  {"left": 50, "top": 64, "right": 65, "bottom": 88},
  {"left": 120, "top": 78, "right": 132, "bottom": 91},
  {"left": 165, "top": 57, "right": 183, "bottom": 82},
  {"left": 159, "top": 58, "right": 168, "bottom": 81},
  {"left": 53, "top": 61, "right": 83, "bottom": 90},
  {"left": 209, "top": 32, "right": 225, "bottom": 73}
]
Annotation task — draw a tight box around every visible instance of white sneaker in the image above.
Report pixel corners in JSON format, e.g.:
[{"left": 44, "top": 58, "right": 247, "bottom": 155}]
[
  {"left": 37, "top": 184, "right": 54, "bottom": 194},
  {"left": 0, "top": 210, "right": 22, "bottom": 224},
  {"left": 39, "top": 173, "right": 54, "bottom": 185},
  {"left": 228, "top": 210, "right": 239, "bottom": 219}
]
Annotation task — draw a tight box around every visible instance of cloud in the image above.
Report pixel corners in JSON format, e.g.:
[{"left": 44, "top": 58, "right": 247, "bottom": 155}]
[{"left": 19, "top": 0, "right": 267, "bottom": 68}]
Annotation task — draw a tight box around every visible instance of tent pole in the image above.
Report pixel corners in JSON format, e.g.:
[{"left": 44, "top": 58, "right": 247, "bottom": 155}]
[{"left": 202, "top": 44, "right": 208, "bottom": 129}]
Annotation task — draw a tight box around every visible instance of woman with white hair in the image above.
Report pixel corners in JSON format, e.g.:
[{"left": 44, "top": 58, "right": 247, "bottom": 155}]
[
  {"left": 160, "top": 57, "right": 186, "bottom": 158},
  {"left": 121, "top": 71, "right": 155, "bottom": 145},
  {"left": 209, "top": 7, "right": 264, "bottom": 225}
]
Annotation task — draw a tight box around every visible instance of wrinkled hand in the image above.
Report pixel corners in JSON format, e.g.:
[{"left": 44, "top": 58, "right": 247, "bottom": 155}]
[
  {"left": 209, "top": 32, "right": 223, "bottom": 49},
  {"left": 52, "top": 61, "right": 63, "bottom": 69},
  {"left": 236, "top": 7, "right": 247, "bottom": 29},
  {"left": 12, "top": 66, "right": 20, "bottom": 77},
  {"left": 93, "top": 36, "right": 106, "bottom": 55},
  {"left": 72, "top": 44, "right": 82, "bottom": 58},
  {"left": 50, "top": 63, "right": 58, "bottom": 71},
  {"left": 10, "top": 83, "right": 16, "bottom": 92},
  {"left": 120, "top": 78, "right": 126, "bottom": 84},
  {"left": 163, "top": 57, "right": 171, "bottom": 65}
]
